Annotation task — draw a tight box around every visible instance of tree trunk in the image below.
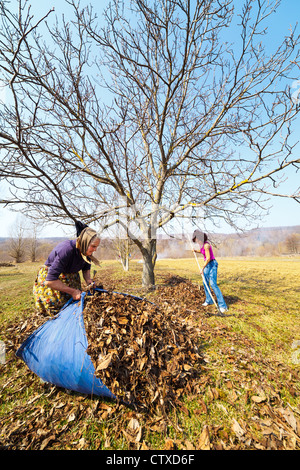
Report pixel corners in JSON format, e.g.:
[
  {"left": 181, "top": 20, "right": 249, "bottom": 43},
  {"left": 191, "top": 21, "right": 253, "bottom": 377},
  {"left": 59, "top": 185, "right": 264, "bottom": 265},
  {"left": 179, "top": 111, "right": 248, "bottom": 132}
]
[
  {"left": 119, "top": 238, "right": 130, "bottom": 271},
  {"left": 120, "top": 253, "right": 129, "bottom": 271},
  {"left": 141, "top": 239, "right": 157, "bottom": 288}
]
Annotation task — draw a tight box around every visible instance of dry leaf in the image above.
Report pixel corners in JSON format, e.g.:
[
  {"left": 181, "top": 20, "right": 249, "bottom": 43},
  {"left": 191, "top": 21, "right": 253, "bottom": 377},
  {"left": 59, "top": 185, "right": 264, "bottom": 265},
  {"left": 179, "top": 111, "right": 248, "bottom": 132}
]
[
  {"left": 251, "top": 394, "right": 267, "bottom": 403},
  {"left": 198, "top": 425, "right": 210, "bottom": 450},
  {"left": 77, "top": 438, "right": 86, "bottom": 450},
  {"left": 164, "top": 438, "right": 176, "bottom": 450},
  {"left": 40, "top": 434, "right": 56, "bottom": 450},
  {"left": 96, "top": 353, "right": 112, "bottom": 371},
  {"left": 232, "top": 419, "right": 245, "bottom": 439},
  {"left": 277, "top": 407, "right": 298, "bottom": 433},
  {"left": 140, "top": 440, "right": 149, "bottom": 450},
  {"left": 184, "top": 440, "right": 195, "bottom": 450},
  {"left": 123, "top": 418, "right": 142, "bottom": 443},
  {"left": 216, "top": 403, "right": 228, "bottom": 414}
]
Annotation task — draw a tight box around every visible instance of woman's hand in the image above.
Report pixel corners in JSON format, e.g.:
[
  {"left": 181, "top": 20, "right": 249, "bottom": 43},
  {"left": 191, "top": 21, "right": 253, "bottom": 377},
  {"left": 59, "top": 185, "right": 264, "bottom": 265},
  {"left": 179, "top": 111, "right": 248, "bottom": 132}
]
[
  {"left": 45, "top": 279, "right": 82, "bottom": 300},
  {"left": 71, "top": 289, "right": 82, "bottom": 301},
  {"left": 86, "top": 281, "right": 96, "bottom": 293}
]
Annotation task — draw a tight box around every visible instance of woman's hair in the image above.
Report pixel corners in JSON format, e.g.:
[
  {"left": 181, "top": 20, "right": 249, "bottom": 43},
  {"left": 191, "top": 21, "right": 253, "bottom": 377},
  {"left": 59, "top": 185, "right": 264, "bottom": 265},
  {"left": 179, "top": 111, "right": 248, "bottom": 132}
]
[{"left": 192, "top": 229, "right": 208, "bottom": 244}]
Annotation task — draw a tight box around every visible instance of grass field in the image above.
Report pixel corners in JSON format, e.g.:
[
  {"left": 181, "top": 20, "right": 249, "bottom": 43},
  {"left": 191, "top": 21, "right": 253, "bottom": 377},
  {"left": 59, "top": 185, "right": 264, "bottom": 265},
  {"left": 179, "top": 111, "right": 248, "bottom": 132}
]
[{"left": 0, "top": 257, "right": 299, "bottom": 450}]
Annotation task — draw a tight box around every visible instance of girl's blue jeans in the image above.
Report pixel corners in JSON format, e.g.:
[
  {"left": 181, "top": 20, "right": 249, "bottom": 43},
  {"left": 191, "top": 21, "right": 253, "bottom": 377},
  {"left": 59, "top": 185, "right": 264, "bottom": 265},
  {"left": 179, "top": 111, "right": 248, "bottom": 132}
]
[{"left": 203, "top": 259, "right": 228, "bottom": 310}]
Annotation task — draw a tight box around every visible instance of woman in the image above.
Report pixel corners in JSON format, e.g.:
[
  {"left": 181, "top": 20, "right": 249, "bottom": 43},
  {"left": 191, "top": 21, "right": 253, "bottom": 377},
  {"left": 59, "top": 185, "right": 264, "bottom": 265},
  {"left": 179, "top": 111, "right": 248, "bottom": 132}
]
[
  {"left": 192, "top": 229, "right": 228, "bottom": 314},
  {"left": 33, "top": 221, "right": 100, "bottom": 315}
]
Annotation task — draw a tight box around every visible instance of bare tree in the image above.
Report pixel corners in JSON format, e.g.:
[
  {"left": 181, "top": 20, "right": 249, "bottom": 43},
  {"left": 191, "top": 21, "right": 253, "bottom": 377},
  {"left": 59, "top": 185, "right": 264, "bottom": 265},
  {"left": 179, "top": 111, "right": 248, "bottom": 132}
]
[
  {"left": 285, "top": 233, "right": 300, "bottom": 254},
  {"left": 8, "top": 217, "right": 27, "bottom": 263},
  {"left": 27, "top": 222, "right": 42, "bottom": 262},
  {"left": 115, "top": 238, "right": 131, "bottom": 272},
  {"left": 0, "top": 0, "right": 300, "bottom": 286}
]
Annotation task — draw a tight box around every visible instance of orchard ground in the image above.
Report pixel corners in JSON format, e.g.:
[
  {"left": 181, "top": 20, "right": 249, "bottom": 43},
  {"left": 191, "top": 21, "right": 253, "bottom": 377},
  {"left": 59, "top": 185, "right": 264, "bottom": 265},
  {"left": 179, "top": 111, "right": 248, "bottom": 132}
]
[{"left": 0, "top": 256, "right": 299, "bottom": 450}]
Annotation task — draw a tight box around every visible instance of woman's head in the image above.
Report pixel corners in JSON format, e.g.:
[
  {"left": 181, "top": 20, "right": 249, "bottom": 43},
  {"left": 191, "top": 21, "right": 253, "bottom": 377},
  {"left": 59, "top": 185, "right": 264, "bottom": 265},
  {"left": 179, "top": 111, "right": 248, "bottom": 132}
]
[
  {"left": 76, "top": 225, "right": 100, "bottom": 265},
  {"left": 86, "top": 235, "right": 100, "bottom": 256},
  {"left": 192, "top": 229, "right": 207, "bottom": 244}
]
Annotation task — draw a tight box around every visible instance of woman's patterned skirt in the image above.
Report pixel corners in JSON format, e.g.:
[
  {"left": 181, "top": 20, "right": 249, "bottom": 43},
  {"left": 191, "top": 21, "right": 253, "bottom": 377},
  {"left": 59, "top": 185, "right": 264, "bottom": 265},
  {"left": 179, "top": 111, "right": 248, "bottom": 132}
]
[{"left": 33, "top": 265, "right": 81, "bottom": 316}]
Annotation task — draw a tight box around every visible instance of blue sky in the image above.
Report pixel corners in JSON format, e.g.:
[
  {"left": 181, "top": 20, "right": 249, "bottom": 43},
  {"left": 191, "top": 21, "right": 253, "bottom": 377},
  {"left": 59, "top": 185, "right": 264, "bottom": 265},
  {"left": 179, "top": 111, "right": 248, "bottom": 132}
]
[{"left": 0, "top": 0, "right": 299, "bottom": 237}]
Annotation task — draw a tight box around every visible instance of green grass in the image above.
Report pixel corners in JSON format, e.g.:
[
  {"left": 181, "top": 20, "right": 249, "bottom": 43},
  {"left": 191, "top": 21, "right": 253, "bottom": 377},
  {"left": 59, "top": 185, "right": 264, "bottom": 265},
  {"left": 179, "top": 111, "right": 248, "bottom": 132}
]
[
  {"left": 0, "top": 263, "right": 37, "bottom": 322},
  {"left": 0, "top": 257, "right": 299, "bottom": 450}
]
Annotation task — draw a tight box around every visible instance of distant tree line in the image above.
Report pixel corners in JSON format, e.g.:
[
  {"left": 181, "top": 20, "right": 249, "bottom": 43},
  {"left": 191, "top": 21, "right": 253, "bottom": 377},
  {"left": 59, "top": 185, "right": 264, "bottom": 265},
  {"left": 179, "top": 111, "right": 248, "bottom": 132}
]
[{"left": 0, "top": 226, "right": 299, "bottom": 264}]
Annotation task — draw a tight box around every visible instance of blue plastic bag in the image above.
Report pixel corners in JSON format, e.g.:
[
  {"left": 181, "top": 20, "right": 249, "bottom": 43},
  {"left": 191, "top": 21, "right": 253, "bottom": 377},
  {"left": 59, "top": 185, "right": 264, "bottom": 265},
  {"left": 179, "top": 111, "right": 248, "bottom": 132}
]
[{"left": 16, "top": 291, "right": 116, "bottom": 399}]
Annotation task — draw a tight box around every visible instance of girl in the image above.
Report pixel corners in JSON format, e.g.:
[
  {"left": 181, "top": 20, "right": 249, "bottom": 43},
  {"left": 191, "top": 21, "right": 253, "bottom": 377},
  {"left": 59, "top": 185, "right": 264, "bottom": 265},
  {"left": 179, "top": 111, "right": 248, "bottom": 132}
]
[{"left": 192, "top": 229, "right": 228, "bottom": 314}]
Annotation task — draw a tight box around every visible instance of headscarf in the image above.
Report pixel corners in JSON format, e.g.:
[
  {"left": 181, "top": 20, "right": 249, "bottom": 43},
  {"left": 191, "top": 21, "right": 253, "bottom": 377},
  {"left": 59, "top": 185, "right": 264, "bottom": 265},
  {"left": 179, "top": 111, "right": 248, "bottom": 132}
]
[
  {"left": 75, "top": 220, "right": 88, "bottom": 237},
  {"left": 76, "top": 226, "right": 100, "bottom": 266}
]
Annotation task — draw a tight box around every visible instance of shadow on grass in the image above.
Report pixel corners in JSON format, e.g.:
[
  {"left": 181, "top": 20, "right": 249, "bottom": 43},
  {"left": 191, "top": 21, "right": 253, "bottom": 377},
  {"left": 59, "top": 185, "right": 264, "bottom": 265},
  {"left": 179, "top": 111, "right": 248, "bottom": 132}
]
[{"left": 224, "top": 295, "right": 241, "bottom": 306}]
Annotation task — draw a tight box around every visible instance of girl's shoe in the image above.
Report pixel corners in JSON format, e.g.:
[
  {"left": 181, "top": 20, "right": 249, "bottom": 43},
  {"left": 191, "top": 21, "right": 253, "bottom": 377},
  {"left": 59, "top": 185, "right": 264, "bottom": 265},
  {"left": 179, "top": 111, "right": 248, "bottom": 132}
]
[
  {"left": 220, "top": 308, "right": 228, "bottom": 314},
  {"left": 202, "top": 302, "right": 210, "bottom": 306}
]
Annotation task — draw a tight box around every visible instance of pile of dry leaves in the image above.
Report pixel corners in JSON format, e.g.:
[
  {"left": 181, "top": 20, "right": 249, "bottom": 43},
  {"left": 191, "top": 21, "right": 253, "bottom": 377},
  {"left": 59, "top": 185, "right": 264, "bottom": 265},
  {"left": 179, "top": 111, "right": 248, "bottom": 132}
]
[{"left": 83, "top": 290, "right": 203, "bottom": 413}]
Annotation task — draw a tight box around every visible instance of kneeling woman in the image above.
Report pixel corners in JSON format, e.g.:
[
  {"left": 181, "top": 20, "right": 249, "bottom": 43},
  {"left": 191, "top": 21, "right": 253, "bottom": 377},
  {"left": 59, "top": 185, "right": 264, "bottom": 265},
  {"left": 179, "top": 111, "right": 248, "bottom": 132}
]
[
  {"left": 33, "top": 222, "right": 100, "bottom": 315},
  {"left": 192, "top": 229, "right": 228, "bottom": 314}
]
